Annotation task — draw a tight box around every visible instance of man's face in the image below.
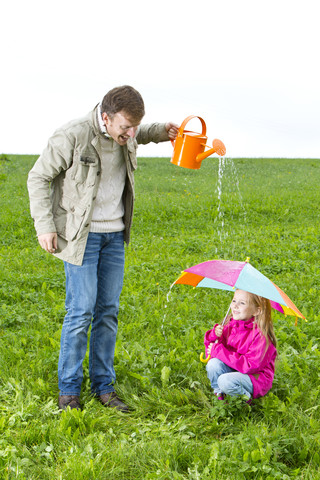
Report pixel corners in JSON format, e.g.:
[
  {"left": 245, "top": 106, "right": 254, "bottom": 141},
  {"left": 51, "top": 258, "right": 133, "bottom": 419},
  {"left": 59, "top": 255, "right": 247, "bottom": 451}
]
[{"left": 102, "top": 110, "right": 141, "bottom": 145}]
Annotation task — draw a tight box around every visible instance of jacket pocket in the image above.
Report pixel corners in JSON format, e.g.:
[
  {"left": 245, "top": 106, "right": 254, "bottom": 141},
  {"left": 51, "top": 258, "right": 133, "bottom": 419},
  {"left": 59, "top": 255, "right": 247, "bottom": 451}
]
[
  {"left": 54, "top": 195, "right": 87, "bottom": 241},
  {"left": 71, "top": 150, "right": 98, "bottom": 186}
]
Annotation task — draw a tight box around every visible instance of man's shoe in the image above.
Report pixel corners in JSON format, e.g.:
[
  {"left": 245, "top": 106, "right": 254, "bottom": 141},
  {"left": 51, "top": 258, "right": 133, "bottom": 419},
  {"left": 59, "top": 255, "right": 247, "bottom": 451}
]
[
  {"left": 98, "top": 392, "right": 129, "bottom": 412},
  {"left": 58, "top": 395, "right": 81, "bottom": 411}
]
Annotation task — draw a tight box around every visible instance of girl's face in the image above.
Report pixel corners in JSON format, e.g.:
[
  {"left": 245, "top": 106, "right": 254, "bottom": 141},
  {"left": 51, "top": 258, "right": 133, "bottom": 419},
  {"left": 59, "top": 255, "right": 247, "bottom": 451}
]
[{"left": 231, "top": 290, "right": 259, "bottom": 321}]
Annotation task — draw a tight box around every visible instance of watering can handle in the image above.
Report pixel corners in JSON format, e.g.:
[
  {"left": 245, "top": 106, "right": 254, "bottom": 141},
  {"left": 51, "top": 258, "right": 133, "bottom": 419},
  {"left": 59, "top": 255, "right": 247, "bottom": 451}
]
[
  {"left": 179, "top": 115, "right": 207, "bottom": 137},
  {"left": 171, "top": 115, "right": 207, "bottom": 147}
]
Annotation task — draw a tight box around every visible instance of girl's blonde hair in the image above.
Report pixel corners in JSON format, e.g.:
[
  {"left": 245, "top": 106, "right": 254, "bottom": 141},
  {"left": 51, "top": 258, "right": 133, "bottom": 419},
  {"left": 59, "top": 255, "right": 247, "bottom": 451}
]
[{"left": 247, "top": 292, "right": 277, "bottom": 348}]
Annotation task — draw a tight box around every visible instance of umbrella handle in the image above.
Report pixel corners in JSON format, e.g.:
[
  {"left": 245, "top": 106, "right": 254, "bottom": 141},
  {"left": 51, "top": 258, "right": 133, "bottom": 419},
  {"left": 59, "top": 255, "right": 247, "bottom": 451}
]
[
  {"left": 200, "top": 352, "right": 211, "bottom": 364},
  {"left": 200, "top": 305, "right": 230, "bottom": 364}
]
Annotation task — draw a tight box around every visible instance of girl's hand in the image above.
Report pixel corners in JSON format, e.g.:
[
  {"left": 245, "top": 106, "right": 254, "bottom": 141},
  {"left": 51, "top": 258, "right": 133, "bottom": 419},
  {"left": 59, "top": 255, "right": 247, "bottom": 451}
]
[
  {"left": 215, "top": 325, "right": 223, "bottom": 338},
  {"left": 206, "top": 342, "right": 214, "bottom": 356}
]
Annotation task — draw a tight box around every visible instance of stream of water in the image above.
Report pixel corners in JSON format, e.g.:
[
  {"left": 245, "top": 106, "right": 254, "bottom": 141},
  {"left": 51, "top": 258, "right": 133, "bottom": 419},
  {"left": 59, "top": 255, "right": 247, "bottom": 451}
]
[
  {"left": 160, "top": 285, "right": 175, "bottom": 341},
  {"left": 215, "top": 156, "right": 247, "bottom": 251},
  {"left": 161, "top": 156, "right": 248, "bottom": 338}
]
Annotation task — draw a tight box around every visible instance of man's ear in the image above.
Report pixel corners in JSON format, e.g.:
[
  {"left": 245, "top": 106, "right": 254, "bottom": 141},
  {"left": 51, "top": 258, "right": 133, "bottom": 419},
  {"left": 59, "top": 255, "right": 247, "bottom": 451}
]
[{"left": 102, "top": 112, "right": 109, "bottom": 125}]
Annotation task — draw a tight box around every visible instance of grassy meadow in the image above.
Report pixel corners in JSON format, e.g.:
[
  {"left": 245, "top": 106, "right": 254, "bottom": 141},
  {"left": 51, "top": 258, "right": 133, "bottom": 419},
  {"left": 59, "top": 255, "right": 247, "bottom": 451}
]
[{"left": 0, "top": 153, "right": 320, "bottom": 479}]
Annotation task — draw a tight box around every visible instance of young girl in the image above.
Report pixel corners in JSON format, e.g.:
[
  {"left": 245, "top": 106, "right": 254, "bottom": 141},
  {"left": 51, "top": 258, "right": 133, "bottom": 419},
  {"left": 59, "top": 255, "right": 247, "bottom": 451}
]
[{"left": 204, "top": 289, "right": 277, "bottom": 401}]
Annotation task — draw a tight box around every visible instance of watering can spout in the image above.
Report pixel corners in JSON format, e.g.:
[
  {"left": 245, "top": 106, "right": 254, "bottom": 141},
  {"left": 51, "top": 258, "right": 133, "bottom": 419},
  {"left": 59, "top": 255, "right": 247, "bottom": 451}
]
[{"left": 196, "top": 139, "right": 226, "bottom": 163}]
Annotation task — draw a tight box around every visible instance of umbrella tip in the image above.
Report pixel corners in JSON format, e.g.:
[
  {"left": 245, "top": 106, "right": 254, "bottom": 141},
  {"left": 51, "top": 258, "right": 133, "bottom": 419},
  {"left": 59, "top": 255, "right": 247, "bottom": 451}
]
[{"left": 245, "top": 257, "right": 250, "bottom": 263}]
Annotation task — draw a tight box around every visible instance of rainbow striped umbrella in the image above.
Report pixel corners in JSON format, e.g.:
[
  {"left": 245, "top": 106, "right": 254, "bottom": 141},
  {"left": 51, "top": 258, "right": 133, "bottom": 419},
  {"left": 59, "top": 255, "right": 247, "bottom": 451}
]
[{"left": 174, "top": 259, "right": 305, "bottom": 320}]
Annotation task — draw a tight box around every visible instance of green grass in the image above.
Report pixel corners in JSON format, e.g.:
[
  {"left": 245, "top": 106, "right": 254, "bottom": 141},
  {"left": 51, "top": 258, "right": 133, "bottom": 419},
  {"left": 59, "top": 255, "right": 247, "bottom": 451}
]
[{"left": 0, "top": 154, "right": 320, "bottom": 479}]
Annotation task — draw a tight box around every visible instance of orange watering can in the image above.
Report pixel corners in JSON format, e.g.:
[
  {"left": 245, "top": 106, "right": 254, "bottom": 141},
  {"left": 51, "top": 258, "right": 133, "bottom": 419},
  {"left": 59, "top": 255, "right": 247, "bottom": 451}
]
[{"left": 171, "top": 115, "right": 226, "bottom": 170}]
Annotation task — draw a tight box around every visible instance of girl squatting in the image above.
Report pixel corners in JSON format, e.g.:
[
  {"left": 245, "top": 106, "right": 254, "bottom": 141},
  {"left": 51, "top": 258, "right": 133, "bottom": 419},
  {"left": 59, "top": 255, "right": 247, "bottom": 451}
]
[{"left": 204, "top": 289, "right": 277, "bottom": 402}]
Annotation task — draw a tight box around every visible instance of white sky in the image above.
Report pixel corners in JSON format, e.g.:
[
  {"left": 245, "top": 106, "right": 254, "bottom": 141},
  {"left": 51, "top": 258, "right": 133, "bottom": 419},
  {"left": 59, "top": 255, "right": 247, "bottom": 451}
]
[{"left": 1, "top": 0, "right": 319, "bottom": 158}]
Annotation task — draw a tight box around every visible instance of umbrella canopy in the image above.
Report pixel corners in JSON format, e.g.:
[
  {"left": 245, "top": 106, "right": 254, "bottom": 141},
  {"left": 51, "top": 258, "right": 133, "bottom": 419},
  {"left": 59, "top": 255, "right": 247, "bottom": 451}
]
[{"left": 174, "top": 259, "right": 305, "bottom": 320}]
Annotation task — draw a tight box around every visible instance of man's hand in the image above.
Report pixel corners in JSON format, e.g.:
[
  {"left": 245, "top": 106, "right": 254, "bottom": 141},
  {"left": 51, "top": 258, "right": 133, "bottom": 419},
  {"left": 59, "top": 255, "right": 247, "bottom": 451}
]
[
  {"left": 38, "top": 233, "right": 58, "bottom": 253},
  {"left": 165, "top": 122, "right": 179, "bottom": 141}
]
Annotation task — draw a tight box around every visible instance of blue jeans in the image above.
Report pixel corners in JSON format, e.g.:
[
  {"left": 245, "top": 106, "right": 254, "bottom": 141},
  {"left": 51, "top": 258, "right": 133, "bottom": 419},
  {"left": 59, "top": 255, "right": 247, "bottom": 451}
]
[
  {"left": 206, "top": 357, "right": 253, "bottom": 398},
  {"left": 58, "top": 232, "right": 125, "bottom": 396}
]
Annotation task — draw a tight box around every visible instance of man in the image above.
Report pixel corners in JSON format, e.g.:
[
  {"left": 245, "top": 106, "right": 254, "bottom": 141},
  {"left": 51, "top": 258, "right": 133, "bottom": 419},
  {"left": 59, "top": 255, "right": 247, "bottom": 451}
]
[{"left": 27, "top": 85, "right": 178, "bottom": 411}]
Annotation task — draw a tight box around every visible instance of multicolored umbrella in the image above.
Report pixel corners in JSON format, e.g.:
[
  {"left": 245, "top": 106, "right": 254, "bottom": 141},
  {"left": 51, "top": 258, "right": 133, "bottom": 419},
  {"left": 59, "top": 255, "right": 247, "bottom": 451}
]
[{"left": 174, "top": 258, "right": 305, "bottom": 320}]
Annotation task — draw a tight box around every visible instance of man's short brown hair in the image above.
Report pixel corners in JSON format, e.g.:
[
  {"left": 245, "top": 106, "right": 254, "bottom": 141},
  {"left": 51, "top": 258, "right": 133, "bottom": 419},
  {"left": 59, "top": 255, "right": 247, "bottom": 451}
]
[{"left": 101, "top": 85, "right": 145, "bottom": 121}]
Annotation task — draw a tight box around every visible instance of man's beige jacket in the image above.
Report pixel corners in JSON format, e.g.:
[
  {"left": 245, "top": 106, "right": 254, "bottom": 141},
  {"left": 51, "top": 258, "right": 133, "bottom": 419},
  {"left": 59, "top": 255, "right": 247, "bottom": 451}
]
[{"left": 27, "top": 106, "right": 169, "bottom": 265}]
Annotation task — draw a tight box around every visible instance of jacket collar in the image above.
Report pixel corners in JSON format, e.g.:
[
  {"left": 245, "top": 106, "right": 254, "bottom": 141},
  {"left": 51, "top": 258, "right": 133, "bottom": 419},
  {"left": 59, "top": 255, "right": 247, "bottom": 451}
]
[
  {"left": 91, "top": 104, "right": 110, "bottom": 140},
  {"left": 230, "top": 317, "right": 255, "bottom": 329},
  {"left": 96, "top": 103, "right": 111, "bottom": 139}
]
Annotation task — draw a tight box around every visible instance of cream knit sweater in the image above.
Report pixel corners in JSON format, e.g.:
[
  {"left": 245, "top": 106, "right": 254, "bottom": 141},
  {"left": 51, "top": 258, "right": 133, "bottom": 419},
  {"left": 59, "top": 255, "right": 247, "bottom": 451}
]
[{"left": 90, "top": 121, "right": 126, "bottom": 233}]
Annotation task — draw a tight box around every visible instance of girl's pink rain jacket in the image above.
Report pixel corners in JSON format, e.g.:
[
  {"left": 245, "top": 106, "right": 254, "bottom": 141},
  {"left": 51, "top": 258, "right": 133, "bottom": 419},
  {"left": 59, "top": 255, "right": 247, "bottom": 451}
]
[{"left": 204, "top": 317, "right": 277, "bottom": 398}]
